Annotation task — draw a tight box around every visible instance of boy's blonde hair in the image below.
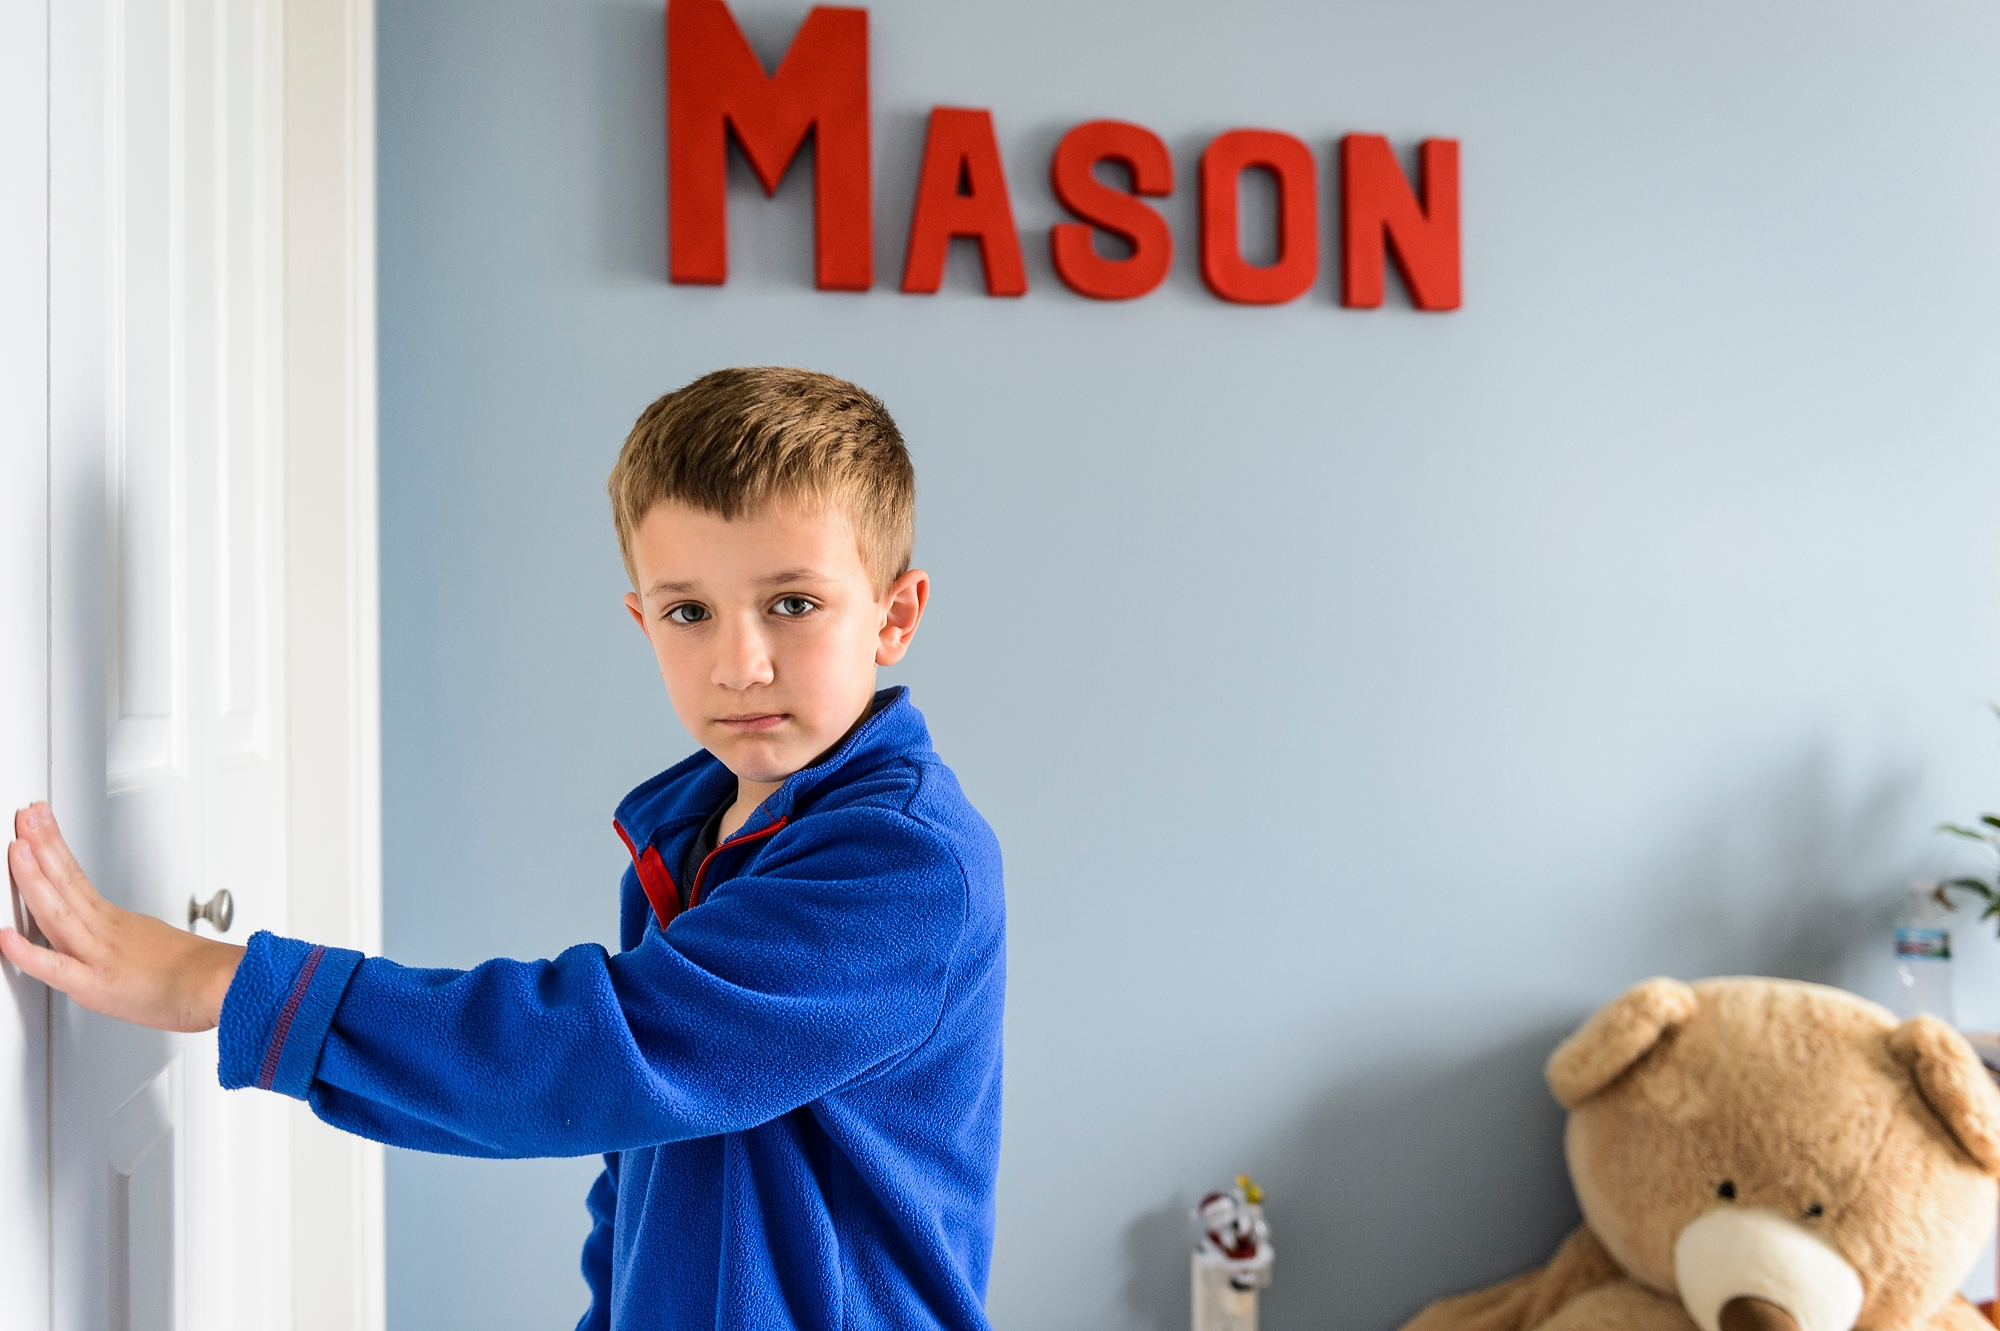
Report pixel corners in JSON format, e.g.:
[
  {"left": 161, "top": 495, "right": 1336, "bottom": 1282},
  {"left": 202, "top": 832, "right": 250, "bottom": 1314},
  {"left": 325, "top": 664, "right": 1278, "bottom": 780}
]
[{"left": 608, "top": 367, "right": 915, "bottom": 595}]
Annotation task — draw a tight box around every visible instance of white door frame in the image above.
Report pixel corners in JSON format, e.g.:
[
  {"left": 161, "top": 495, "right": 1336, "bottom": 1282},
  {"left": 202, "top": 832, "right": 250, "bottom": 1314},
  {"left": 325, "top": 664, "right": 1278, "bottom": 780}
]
[
  {"left": 282, "top": 0, "right": 384, "bottom": 1328},
  {"left": 0, "top": 0, "right": 52, "bottom": 1321}
]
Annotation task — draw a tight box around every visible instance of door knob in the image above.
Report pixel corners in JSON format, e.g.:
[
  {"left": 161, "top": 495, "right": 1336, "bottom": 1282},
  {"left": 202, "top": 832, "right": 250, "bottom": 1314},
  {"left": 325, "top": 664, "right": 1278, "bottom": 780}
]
[{"left": 188, "top": 889, "right": 233, "bottom": 934}]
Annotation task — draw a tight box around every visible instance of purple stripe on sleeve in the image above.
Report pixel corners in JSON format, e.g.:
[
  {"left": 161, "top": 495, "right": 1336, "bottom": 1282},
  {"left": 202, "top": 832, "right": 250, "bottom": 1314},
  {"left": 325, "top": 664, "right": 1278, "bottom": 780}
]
[{"left": 257, "top": 945, "right": 328, "bottom": 1091}]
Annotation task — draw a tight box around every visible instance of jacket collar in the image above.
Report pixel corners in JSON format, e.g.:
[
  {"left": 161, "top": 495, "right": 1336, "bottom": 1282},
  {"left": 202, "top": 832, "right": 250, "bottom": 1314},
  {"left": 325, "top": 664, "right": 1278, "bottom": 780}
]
[
  {"left": 613, "top": 686, "right": 927, "bottom": 848},
  {"left": 758, "top": 685, "right": 923, "bottom": 825}
]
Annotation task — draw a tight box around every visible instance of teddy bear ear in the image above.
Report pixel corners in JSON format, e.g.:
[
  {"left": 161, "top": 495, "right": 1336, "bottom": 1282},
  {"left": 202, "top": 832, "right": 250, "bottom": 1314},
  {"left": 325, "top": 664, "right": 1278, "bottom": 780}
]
[
  {"left": 1545, "top": 977, "right": 1700, "bottom": 1109},
  {"left": 1888, "top": 1016, "right": 2000, "bottom": 1175}
]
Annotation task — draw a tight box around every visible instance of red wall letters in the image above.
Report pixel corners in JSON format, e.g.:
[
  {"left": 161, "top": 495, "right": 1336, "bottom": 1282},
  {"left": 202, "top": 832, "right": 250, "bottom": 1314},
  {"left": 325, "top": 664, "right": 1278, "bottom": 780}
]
[
  {"left": 902, "top": 108, "right": 1028, "bottom": 297},
  {"left": 1049, "top": 121, "right": 1174, "bottom": 301},
  {"left": 1199, "top": 130, "right": 1318, "bottom": 306},
  {"left": 667, "top": 0, "right": 871, "bottom": 290},
  {"left": 1340, "top": 134, "right": 1460, "bottom": 311},
  {"left": 666, "top": 0, "right": 1461, "bottom": 310}
]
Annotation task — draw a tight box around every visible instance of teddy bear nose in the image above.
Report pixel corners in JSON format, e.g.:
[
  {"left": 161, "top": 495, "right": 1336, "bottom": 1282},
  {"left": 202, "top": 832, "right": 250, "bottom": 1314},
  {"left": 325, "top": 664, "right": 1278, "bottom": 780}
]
[
  {"left": 1675, "top": 1208, "right": 1863, "bottom": 1331},
  {"left": 1720, "top": 1296, "right": 1801, "bottom": 1331}
]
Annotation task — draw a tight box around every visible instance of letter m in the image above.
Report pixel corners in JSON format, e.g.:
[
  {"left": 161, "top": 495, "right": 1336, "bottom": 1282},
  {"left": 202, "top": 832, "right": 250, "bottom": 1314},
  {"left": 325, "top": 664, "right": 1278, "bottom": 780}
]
[{"left": 668, "top": 0, "right": 871, "bottom": 290}]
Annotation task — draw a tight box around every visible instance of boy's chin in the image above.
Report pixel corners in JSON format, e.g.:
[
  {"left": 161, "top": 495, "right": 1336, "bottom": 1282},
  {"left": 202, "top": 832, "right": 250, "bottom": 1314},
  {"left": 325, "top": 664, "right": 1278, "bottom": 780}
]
[{"left": 710, "top": 741, "right": 810, "bottom": 789}]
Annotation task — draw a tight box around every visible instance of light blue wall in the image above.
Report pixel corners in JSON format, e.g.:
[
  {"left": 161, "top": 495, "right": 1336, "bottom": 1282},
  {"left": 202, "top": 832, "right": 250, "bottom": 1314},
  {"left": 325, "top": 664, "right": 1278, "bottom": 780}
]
[{"left": 376, "top": 2, "right": 2000, "bottom": 1327}]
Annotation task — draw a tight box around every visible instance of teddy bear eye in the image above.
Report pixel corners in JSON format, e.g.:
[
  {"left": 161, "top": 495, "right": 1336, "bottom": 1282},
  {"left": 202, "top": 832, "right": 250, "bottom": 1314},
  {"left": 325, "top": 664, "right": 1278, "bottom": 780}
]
[
  {"left": 1804, "top": 1202, "right": 1823, "bottom": 1218},
  {"left": 1716, "top": 1180, "right": 1737, "bottom": 1200}
]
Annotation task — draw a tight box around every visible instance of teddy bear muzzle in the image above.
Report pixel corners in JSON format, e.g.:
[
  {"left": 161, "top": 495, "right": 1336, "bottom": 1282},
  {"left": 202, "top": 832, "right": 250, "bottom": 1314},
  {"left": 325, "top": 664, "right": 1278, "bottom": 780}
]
[{"left": 1674, "top": 1207, "right": 1865, "bottom": 1331}]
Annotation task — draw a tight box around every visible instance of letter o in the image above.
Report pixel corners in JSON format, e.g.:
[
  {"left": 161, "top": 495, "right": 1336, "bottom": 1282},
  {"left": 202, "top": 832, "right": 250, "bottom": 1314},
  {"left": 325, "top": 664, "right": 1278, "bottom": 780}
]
[{"left": 1198, "top": 129, "right": 1318, "bottom": 305}]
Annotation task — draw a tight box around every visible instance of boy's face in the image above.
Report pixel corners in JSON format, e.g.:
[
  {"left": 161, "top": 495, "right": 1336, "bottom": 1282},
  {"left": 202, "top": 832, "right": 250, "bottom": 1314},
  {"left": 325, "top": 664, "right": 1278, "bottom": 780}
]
[{"left": 623, "top": 499, "right": 927, "bottom": 791}]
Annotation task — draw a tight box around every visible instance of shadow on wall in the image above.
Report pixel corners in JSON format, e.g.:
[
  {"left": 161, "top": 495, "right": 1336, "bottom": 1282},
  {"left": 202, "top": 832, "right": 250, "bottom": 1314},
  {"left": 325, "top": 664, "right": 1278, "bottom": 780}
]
[
  {"left": 1119, "top": 1031, "right": 1580, "bottom": 1331},
  {"left": 1115, "top": 745, "right": 1929, "bottom": 1331},
  {"left": 1634, "top": 744, "right": 1923, "bottom": 996}
]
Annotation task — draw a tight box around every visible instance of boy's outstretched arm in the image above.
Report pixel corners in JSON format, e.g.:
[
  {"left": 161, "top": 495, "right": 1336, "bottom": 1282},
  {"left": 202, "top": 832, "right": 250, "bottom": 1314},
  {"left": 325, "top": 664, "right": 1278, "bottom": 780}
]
[
  {"left": 280, "top": 804, "right": 972, "bottom": 1158},
  {"left": 6, "top": 797, "right": 980, "bottom": 1162},
  {"left": 0, "top": 803, "right": 243, "bottom": 1032}
]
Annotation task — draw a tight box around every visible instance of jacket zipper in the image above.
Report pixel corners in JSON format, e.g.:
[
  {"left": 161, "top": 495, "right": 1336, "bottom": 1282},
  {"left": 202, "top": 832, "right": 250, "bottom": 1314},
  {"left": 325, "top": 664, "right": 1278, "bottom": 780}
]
[{"left": 687, "top": 816, "right": 790, "bottom": 910}]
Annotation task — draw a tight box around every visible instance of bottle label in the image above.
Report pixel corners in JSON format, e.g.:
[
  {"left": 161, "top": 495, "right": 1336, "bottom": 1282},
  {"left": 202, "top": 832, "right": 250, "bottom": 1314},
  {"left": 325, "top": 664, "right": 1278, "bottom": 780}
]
[{"left": 1896, "top": 927, "right": 1952, "bottom": 960}]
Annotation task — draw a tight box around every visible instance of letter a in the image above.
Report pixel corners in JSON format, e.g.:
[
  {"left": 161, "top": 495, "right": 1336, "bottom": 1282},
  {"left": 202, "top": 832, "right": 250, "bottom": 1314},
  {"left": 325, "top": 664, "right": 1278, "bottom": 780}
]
[
  {"left": 667, "top": 0, "right": 871, "bottom": 290},
  {"left": 901, "top": 108, "right": 1028, "bottom": 297}
]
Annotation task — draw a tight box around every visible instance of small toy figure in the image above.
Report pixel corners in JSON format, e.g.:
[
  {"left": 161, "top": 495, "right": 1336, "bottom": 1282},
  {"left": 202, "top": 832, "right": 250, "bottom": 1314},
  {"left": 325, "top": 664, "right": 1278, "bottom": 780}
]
[{"left": 1192, "top": 1175, "right": 1275, "bottom": 1331}]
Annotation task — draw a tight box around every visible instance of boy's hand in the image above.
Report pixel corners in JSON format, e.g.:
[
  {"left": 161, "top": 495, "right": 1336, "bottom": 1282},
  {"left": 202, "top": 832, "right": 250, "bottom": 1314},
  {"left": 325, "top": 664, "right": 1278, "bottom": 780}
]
[{"left": 0, "top": 803, "right": 243, "bottom": 1032}]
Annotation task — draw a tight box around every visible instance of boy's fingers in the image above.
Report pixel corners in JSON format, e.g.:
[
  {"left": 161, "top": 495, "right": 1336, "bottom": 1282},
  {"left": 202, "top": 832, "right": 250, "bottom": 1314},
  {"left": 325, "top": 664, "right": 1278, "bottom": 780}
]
[
  {"left": 8, "top": 839, "right": 95, "bottom": 957},
  {"left": 14, "top": 818, "right": 104, "bottom": 917},
  {"left": 21, "top": 804, "right": 95, "bottom": 899},
  {"left": 8, "top": 839, "right": 66, "bottom": 922},
  {"left": 0, "top": 925, "right": 89, "bottom": 996}
]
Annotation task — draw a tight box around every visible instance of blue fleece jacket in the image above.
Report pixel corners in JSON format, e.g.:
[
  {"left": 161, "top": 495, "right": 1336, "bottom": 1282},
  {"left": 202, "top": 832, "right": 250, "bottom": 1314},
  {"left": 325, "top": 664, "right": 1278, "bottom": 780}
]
[{"left": 217, "top": 688, "right": 1006, "bottom": 1331}]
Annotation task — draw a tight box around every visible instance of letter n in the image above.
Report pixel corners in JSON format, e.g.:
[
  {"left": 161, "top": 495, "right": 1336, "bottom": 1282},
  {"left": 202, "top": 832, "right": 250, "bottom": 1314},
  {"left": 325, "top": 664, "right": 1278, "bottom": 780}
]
[
  {"left": 1340, "top": 135, "right": 1460, "bottom": 311},
  {"left": 667, "top": 0, "right": 871, "bottom": 290}
]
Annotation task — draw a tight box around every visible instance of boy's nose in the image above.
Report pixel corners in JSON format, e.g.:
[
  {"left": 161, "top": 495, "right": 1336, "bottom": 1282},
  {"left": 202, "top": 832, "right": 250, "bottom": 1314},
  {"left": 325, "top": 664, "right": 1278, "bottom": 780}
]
[{"left": 712, "top": 618, "right": 775, "bottom": 689}]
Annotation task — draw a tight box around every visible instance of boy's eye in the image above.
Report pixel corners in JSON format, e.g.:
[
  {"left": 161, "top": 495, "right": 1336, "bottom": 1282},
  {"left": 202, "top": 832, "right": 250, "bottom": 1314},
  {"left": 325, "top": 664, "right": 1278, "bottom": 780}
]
[
  {"left": 771, "top": 596, "right": 816, "bottom": 618},
  {"left": 664, "top": 603, "right": 710, "bottom": 625}
]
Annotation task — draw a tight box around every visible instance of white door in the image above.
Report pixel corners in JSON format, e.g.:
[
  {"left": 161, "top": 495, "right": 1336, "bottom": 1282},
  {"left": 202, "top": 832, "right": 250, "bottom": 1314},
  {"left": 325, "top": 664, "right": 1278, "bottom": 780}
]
[{"left": 47, "top": 0, "right": 293, "bottom": 1327}]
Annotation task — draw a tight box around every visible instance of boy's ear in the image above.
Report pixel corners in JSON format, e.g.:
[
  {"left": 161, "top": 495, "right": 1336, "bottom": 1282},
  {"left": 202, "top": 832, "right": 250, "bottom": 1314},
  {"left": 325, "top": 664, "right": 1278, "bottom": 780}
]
[
  {"left": 623, "top": 592, "right": 645, "bottom": 629},
  {"left": 876, "top": 569, "right": 929, "bottom": 666}
]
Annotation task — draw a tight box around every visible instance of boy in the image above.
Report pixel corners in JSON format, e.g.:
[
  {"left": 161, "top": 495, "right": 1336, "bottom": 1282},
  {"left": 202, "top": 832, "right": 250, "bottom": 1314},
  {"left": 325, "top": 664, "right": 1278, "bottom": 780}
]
[{"left": 0, "top": 368, "right": 1006, "bottom": 1331}]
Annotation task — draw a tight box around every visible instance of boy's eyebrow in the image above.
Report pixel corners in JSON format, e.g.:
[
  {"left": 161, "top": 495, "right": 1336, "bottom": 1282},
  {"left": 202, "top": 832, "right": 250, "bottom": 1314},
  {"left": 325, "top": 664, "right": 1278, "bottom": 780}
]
[
  {"left": 646, "top": 569, "right": 831, "bottom": 597},
  {"left": 756, "top": 568, "right": 831, "bottom": 586}
]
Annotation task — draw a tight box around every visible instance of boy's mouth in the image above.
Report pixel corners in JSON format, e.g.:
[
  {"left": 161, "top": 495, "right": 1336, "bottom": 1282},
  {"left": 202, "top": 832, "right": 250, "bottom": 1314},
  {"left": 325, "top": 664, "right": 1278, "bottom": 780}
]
[{"left": 716, "top": 713, "right": 787, "bottom": 733}]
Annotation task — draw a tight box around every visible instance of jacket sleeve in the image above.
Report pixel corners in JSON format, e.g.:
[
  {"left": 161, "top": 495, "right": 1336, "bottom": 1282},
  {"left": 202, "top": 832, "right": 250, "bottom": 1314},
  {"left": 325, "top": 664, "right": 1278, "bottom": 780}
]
[
  {"left": 216, "top": 805, "right": 968, "bottom": 1157},
  {"left": 576, "top": 1155, "right": 618, "bottom": 1331}
]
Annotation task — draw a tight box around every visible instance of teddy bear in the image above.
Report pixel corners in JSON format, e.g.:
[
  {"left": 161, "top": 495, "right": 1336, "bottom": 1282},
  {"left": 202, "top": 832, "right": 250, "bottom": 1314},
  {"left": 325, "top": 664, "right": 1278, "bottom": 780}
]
[{"left": 1400, "top": 977, "right": 2000, "bottom": 1331}]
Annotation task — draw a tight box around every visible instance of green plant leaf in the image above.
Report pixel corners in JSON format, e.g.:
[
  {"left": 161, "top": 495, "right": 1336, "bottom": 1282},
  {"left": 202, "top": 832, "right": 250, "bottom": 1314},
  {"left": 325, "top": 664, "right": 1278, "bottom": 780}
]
[{"left": 1938, "top": 823, "right": 1994, "bottom": 842}]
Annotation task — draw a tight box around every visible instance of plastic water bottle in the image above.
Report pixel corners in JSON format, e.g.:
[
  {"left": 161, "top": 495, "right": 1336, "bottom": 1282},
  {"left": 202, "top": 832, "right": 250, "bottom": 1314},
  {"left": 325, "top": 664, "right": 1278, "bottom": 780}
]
[{"left": 1893, "top": 880, "right": 1957, "bottom": 1025}]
